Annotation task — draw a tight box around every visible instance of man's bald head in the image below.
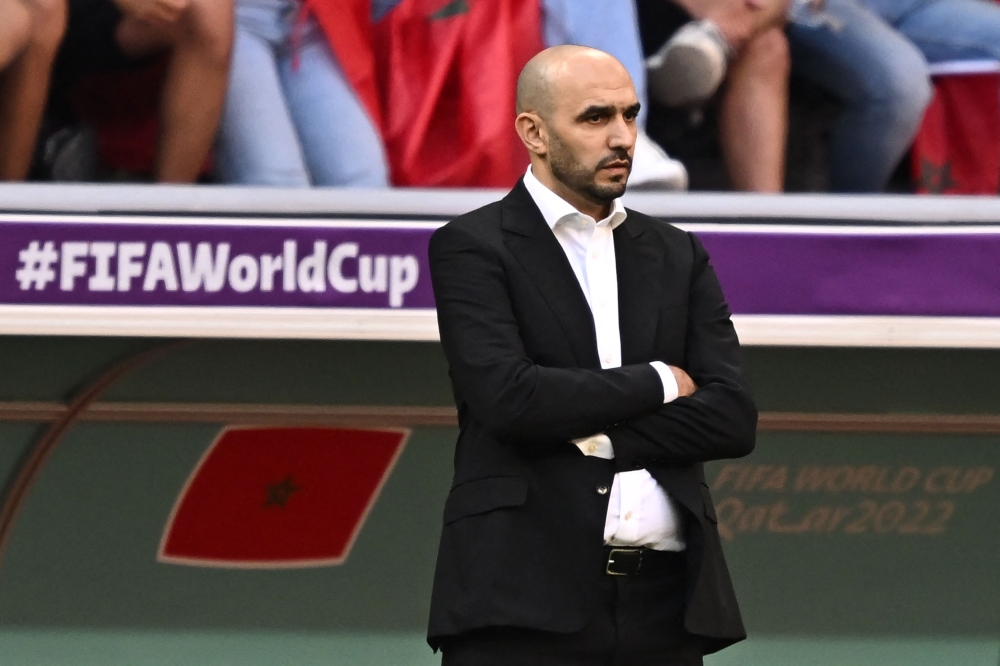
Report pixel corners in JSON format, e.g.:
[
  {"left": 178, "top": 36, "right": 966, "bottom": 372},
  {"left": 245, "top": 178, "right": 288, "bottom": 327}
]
[
  {"left": 513, "top": 45, "right": 640, "bottom": 219},
  {"left": 515, "top": 45, "right": 632, "bottom": 118}
]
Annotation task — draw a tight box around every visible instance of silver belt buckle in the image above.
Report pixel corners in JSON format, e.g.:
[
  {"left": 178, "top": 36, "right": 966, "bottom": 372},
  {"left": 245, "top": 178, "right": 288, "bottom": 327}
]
[{"left": 606, "top": 548, "right": 642, "bottom": 576}]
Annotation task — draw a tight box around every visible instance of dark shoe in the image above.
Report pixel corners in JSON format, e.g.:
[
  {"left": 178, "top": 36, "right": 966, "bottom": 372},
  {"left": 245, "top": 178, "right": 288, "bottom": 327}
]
[{"left": 39, "top": 125, "right": 100, "bottom": 182}]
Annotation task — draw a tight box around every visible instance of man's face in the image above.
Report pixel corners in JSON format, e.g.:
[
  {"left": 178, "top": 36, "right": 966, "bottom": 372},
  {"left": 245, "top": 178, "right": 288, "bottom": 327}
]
[{"left": 543, "top": 59, "right": 640, "bottom": 206}]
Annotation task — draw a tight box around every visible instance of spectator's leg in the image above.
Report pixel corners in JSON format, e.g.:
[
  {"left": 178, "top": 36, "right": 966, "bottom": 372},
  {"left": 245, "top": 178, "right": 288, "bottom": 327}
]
[
  {"left": 280, "top": 16, "right": 388, "bottom": 187},
  {"left": 215, "top": 0, "right": 310, "bottom": 186},
  {"left": 787, "top": 0, "right": 932, "bottom": 191},
  {"left": 891, "top": 0, "right": 1000, "bottom": 63},
  {"left": 115, "top": 0, "right": 233, "bottom": 182},
  {"left": 718, "top": 26, "right": 788, "bottom": 191},
  {"left": 540, "top": 0, "right": 648, "bottom": 126},
  {"left": 0, "top": 0, "right": 66, "bottom": 180}
]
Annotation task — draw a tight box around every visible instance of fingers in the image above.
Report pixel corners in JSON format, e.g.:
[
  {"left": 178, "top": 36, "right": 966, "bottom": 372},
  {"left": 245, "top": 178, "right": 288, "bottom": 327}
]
[
  {"left": 122, "top": 0, "right": 190, "bottom": 30},
  {"left": 158, "top": 0, "right": 191, "bottom": 22},
  {"left": 140, "top": 0, "right": 189, "bottom": 24},
  {"left": 115, "top": 0, "right": 190, "bottom": 57},
  {"left": 669, "top": 366, "right": 698, "bottom": 397}
]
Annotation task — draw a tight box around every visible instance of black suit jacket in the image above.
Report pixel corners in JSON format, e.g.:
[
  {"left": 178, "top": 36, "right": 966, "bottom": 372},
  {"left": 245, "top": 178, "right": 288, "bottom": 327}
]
[{"left": 426, "top": 180, "right": 757, "bottom": 654}]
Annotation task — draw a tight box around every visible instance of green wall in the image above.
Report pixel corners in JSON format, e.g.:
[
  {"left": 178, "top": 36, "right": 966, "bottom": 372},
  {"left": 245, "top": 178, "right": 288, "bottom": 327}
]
[
  {"left": 0, "top": 338, "right": 997, "bottom": 665},
  {"left": 5, "top": 337, "right": 1000, "bottom": 412}
]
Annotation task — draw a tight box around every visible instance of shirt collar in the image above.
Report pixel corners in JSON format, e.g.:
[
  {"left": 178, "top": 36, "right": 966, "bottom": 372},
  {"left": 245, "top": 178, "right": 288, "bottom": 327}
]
[{"left": 523, "top": 166, "right": 627, "bottom": 230}]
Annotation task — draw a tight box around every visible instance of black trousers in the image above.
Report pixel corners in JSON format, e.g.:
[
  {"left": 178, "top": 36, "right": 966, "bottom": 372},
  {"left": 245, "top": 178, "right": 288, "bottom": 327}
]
[{"left": 440, "top": 551, "right": 703, "bottom": 666}]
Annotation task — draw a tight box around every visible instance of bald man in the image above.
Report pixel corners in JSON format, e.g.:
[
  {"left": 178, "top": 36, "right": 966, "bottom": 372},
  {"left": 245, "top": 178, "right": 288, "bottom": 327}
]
[{"left": 427, "top": 46, "right": 756, "bottom": 665}]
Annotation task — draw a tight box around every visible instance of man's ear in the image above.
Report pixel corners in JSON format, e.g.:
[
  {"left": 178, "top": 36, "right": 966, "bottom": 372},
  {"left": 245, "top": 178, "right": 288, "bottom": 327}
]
[{"left": 515, "top": 112, "right": 548, "bottom": 157}]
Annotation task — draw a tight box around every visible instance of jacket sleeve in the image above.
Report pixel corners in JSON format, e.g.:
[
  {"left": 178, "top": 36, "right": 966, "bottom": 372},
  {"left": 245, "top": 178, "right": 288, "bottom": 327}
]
[
  {"left": 430, "top": 221, "right": 666, "bottom": 442},
  {"left": 607, "top": 232, "right": 757, "bottom": 468}
]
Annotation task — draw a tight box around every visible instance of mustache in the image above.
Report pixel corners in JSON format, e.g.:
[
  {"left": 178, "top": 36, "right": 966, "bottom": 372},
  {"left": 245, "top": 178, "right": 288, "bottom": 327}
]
[{"left": 596, "top": 151, "right": 632, "bottom": 170}]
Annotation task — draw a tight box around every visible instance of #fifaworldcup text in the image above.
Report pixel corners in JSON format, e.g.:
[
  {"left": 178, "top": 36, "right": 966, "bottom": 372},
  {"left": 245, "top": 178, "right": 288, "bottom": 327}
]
[{"left": 15, "top": 239, "right": 420, "bottom": 307}]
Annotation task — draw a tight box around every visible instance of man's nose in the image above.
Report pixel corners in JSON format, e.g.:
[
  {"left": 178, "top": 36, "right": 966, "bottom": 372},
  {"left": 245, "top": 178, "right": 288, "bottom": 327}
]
[{"left": 607, "top": 116, "right": 635, "bottom": 151}]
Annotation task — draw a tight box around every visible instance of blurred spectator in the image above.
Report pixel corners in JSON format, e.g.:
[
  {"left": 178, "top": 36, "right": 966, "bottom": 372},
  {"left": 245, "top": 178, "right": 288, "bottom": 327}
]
[
  {"left": 215, "top": 0, "right": 388, "bottom": 187},
  {"left": 51, "top": 0, "right": 233, "bottom": 182},
  {"left": 638, "top": 0, "right": 791, "bottom": 192},
  {"left": 787, "top": 0, "right": 1000, "bottom": 192},
  {"left": 220, "top": 0, "right": 684, "bottom": 190},
  {"left": 374, "top": 0, "right": 687, "bottom": 189},
  {"left": 0, "top": 0, "right": 66, "bottom": 180}
]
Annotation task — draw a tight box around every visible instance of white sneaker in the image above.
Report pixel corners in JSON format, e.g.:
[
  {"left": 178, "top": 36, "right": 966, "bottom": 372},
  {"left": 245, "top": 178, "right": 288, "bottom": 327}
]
[
  {"left": 628, "top": 130, "right": 688, "bottom": 191},
  {"left": 646, "top": 19, "right": 732, "bottom": 108}
]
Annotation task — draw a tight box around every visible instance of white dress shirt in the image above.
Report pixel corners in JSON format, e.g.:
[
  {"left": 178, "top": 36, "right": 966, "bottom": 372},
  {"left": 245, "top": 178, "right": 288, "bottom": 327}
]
[{"left": 522, "top": 167, "right": 686, "bottom": 552}]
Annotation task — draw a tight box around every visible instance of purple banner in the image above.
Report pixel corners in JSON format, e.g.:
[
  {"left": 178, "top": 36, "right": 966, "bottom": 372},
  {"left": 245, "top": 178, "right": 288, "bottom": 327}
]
[
  {"left": 698, "top": 231, "right": 1000, "bottom": 318},
  {"left": 1, "top": 217, "right": 999, "bottom": 317},
  {"left": 0, "top": 220, "right": 436, "bottom": 309}
]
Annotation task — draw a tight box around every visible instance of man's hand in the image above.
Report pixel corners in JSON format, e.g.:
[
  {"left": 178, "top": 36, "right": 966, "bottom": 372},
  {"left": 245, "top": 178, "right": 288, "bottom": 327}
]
[{"left": 670, "top": 366, "right": 698, "bottom": 397}]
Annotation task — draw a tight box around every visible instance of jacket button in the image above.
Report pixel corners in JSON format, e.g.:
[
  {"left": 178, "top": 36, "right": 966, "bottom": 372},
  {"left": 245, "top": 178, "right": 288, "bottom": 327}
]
[{"left": 596, "top": 484, "right": 609, "bottom": 495}]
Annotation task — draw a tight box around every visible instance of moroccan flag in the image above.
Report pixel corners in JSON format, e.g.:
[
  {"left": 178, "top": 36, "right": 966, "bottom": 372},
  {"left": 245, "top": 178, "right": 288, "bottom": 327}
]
[
  {"left": 158, "top": 427, "right": 408, "bottom": 568},
  {"left": 374, "top": 0, "right": 544, "bottom": 187},
  {"left": 912, "top": 64, "right": 1000, "bottom": 194}
]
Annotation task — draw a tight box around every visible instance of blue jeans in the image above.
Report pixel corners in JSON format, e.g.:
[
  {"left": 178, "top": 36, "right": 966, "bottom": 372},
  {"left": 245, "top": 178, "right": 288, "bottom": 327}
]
[
  {"left": 788, "top": 0, "right": 1000, "bottom": 191},
  {"left": 216, "top": 0, "right": 389, "bottom": 187}
]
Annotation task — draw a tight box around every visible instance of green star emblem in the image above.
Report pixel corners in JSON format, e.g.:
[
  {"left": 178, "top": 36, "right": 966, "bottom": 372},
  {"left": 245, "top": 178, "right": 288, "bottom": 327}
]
[
  {"left": 263, "top": 475, "right": 300, "bottom": 509},
  {"left": 430, "top": 0, "right": 469, "bottom": 20},
  {"left": 918, "top": 158, "right": 957, "bottom": 194}
]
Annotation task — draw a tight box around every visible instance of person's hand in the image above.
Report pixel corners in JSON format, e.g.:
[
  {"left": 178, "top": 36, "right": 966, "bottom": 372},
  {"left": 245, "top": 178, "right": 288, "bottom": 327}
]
[
  {"left": 114, "top": 0, "right": 190, "bottom": 28},
  {"left": 670, "top": 366, "right": 698, "bottom": 397}
]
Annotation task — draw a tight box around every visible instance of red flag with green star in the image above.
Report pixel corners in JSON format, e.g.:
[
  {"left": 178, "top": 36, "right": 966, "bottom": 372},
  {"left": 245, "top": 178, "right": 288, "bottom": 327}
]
[
  {"left": 158, "top": 427, "right": 409, "bottom": 568},
  {"left": 373, "top": 0, "right": 543, "bottom": 187},
  {"left": 912, "top": 66, "right": 1000, "bottom": 194}
]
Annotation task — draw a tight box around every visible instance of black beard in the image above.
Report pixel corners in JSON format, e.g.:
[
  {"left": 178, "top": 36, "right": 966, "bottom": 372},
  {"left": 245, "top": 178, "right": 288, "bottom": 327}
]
[{"left": 548, "top": 132, "right": 630, "bottom": 207}]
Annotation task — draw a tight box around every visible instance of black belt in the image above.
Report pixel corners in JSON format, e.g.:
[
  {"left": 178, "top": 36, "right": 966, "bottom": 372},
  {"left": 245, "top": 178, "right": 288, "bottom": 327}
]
[{"left": 603, "top": 546, "right": 684, "bottom": 576}]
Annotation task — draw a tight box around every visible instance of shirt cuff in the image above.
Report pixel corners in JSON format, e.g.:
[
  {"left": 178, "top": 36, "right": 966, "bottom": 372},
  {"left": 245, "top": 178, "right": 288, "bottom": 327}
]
[
  {"left": 572, "top": 434, "right": 615, "bottom": 459},
  {"left": 649, "top": 361, "right": 679, "bottom": 404}
]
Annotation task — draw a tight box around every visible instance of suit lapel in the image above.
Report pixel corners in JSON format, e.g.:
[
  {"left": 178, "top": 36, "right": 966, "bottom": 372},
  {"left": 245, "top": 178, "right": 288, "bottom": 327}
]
[
  {"left": 501, "top": 181, "right": 600, "bottom": 368},
  {"left": 616, "top": 217, "right": 693, "bottom": 510},
  {"left": 615, "top": 213, "right": 664, "bottom": 365}
]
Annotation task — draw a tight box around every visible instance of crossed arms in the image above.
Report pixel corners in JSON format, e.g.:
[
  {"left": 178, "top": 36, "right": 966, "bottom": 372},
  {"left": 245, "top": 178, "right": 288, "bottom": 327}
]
[{"left": 429, "top": 223, "right": 757, "bottom": 469}]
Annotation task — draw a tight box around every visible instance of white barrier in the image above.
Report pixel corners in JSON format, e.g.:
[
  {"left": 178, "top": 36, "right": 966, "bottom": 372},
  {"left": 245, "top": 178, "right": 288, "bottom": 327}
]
[{"left": 2, "top": 184, "right": 999, "bottom": 348}]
